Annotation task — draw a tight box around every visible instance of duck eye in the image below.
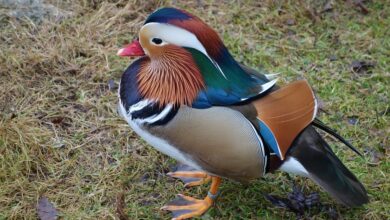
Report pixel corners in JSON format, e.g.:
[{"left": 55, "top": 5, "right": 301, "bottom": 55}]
[{"left": 152, "top": 38, "right": 163, "bottom": 45}]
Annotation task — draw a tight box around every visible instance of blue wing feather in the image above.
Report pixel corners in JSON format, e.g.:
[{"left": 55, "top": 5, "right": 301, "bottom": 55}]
[{"left": 258, "top": 119, "right": 281, "bottom": 158}]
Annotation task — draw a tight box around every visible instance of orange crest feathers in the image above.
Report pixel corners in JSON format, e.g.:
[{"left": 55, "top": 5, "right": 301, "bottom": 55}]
[
  {"left": 137, "top": 45, "right": 205, "bottom": 106},
  {"left": 170, "top": 17, "right": 224, "bottom": 58}
]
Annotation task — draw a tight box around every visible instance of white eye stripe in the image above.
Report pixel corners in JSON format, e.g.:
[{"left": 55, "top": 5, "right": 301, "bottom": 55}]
[{"left": 141, "top": 22, "right": 209, "bottom": 57}]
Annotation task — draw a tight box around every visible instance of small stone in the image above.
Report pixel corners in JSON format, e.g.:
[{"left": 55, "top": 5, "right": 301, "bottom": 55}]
[
  {"left": 52, "top": 138, "right": 65, "bottom": 148},
  {"left": 286, "top": 29, "right": 296, "bottom": 36},
  {"left": 347, "top": 116, "right": 358, "bottom": 125},
  {"left": 329, "top": 55, "right": 337, "bottom": 61},
  {"left": 322, "top": 0, "right": 334, "bottom": 12},
  {"left": 139, "top": 173, "right": 150, "bottom": 182},
  {"left": 108, "top": 79, "right": 118, "bottom": 91},
  {"left": 37, "top": 197, "right": 58, "bottom": 220},
  {"left": 0, "top": 0, "right": 73, "bottom": 23},
  {"left": 286, "top": 18, "right": 296, "bottom": 26}
]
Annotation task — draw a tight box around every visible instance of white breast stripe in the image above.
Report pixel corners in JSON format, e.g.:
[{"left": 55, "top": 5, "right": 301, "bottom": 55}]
[
  {"left": 129, "top": 100, "right": 152, "bottom": 114},
  {"left": 133, "top": 104, "right": 173, "bottom": 124},
  {"left": 119, "top": 99, "right": 174, "bottom": 125}
]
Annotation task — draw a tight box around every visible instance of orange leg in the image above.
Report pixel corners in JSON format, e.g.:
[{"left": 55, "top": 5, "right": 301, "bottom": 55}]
[{"left": 162, "top": 176, "right": 221, "bottom": 220}]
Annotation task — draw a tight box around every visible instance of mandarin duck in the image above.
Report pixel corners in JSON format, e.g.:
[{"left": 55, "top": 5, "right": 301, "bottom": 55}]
[{"left": 116, "top": 7, "right": 368, "bottom": 219}]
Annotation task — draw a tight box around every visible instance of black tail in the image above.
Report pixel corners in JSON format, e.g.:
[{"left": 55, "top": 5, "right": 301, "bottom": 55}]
[{"left": 287, "top": 126, "right": 369, "bottom": 207}]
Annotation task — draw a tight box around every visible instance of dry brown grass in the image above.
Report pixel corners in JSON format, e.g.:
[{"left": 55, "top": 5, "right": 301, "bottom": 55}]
[
  {"left": 0, "top": 0, "right": 389, "bottom": 219},
  {"left": 0, "top": 1, "right": 157, "bottom": 218}
]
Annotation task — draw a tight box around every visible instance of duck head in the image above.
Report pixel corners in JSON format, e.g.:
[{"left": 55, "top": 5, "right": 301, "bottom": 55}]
[
  {"left": 118, "top": 7, "right": 272, "bottom": 108},
  {"left": 118, "top": 7, "right": 223, "bottom": 59}
]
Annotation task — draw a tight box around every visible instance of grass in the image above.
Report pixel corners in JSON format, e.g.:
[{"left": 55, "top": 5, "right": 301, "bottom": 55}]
[{"left": 0, "top": 0, "right": 389, "bottom": 219}]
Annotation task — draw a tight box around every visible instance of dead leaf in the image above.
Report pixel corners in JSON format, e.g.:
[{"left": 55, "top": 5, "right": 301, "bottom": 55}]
[
  {"left": 116, "top": 192, "right": 129, "bottom": 220},
  {"left": 50, "top": 117, "right": 64, "bottom": 124},
  {"left": 353, "top": 0, "right": 369, "bottom": 14},
  {"left": 322, "top": 0, "right": 334, "bottom": 13},
  {"left": 316, "top": 96, "right": 330, "bottom": 115},
  {"left": 61, "top": 64, "right": 79, "bottom": 75},
  {"left": 265, "top": 185, "right": 321, "bottom": 217},
  {"left": 364, "top": 147, "right": 384, "bottom": 166},
  {"left": 350, "top": 60, "right": 375, "bottom": 74},
  {"left": 302, "top": 5, "right": 321, "bottom": 23},
  {"left": 37, "top": 197, "right": 57, "bottom": 220}
]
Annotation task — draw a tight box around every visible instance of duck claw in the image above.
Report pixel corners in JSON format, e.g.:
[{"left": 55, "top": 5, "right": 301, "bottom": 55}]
[
  {"left": 168, "top": 164, "right": 211, "bottom": 187},
  {"left": 161, "top": 194, "right": 212, "bottom": 220}
]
